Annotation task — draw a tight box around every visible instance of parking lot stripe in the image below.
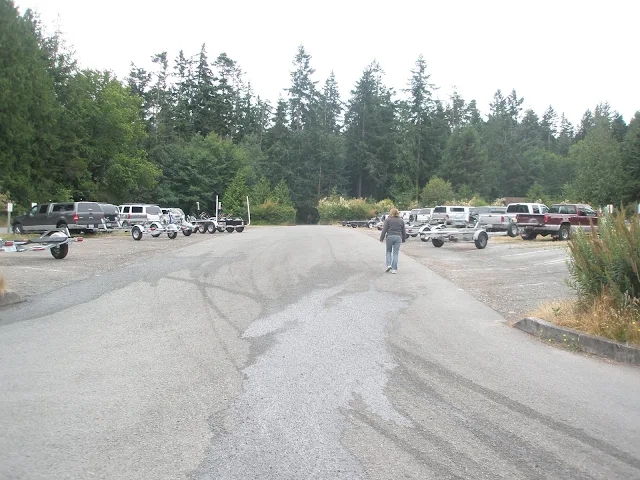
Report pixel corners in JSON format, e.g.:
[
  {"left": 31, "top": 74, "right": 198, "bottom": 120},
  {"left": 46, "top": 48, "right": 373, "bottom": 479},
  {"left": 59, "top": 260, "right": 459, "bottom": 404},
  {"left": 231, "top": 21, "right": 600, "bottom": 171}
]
[{"left": 501, "top": 250, "right": 548, "bottom": 257}]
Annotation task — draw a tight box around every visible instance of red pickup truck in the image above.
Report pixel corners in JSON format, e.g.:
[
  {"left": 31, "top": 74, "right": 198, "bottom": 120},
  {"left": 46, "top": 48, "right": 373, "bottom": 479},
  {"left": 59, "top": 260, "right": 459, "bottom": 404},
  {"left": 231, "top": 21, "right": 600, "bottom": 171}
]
[{"left": 516, "top": 203, "right": 598, "bottom": 240}]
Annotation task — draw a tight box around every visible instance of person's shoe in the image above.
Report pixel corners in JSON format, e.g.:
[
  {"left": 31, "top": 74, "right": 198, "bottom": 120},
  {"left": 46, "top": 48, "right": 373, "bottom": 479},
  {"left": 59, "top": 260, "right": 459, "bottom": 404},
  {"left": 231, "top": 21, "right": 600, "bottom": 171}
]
[
  {"left": 385, "top": 266, "right": 392, "bottom": 272},
  {"left": 391, "top": 270, "right": 397, "bottom": 274}
]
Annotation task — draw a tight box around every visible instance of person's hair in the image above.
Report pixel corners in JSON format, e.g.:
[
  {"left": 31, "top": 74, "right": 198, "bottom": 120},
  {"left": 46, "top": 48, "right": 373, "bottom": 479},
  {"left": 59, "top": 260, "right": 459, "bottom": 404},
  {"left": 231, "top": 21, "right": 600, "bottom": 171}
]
[{"left": 390, "top": 208, "right": 400, "bottom": 217}]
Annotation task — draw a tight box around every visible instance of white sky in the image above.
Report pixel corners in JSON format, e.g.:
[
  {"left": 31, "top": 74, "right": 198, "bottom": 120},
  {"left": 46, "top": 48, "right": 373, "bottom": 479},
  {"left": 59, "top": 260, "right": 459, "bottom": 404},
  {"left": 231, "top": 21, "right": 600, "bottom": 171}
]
[{"left": 15, "top": 0, "right": 640, "bottom": 126}]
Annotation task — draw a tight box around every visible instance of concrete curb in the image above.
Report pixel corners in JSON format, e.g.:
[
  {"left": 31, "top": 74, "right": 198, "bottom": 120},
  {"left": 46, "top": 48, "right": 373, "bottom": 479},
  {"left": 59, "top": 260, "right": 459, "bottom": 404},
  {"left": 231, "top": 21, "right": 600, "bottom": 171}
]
[
  {"left": 0, "top": 291, "right": 24, "bottom": 308},
  {"left": 514, "top": 317, "right": 640, "bottom": 366}
]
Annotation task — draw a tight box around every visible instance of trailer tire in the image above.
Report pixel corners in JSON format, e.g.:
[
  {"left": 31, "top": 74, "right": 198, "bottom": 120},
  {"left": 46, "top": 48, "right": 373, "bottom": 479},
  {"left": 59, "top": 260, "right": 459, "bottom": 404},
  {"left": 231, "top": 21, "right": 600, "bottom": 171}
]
[
  {"left": 51, "top": 243, "right": 69, "bottom": 259},
  {"left": 198, "top": 223, "right": 206, "bottom": 234},
  {"left": 475, "top": 231, "right": 488, "bottom": 249},
  {"left": 132, "top": 226, "right": 143, "bottom": 241},
  {"left": 558, "top": 224, "right": 570, "bottom": 241},
  {"left": 420, "top": 235, "right": 429, "bottom": 242},
  {"left": 431, "top": 238, "right": 444, "bottom": 247},
  {"left": 182, "top": 229, "right": 192, "bottom": 236},
  {"left": 168, "top": 231, "right": 178, "bottom": 239},
  {"left": 207, "top": 222, "right": 216, "bottom": 234},
  {"left": 236, "top": 226, "right": 244, "bottom": 233},
  {"left": 226, "top": 227, "right": 234, "bottom": 233},
  {"left": 507, "top": 222, "right": 518, "bottom": 237}
]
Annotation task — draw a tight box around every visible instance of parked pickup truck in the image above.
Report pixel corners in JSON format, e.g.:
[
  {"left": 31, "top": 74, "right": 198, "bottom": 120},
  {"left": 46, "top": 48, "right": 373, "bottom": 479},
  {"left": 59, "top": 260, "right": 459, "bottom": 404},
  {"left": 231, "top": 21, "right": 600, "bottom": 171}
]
[
  {"left": 12, "top": 202, "right": 105, "bottom": 234},
  {"left": 475, "top": 206, "right": 518, "bottom": 237},
  {"left": 516, "top": 203, "right": 598, "bottom": 240}
]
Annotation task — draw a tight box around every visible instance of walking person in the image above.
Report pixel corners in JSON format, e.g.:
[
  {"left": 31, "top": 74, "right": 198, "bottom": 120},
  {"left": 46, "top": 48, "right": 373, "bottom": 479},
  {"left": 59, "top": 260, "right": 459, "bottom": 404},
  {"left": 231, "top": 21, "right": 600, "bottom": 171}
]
[{"left": 379, "top": 208, "right": 406, "bottom": 274}]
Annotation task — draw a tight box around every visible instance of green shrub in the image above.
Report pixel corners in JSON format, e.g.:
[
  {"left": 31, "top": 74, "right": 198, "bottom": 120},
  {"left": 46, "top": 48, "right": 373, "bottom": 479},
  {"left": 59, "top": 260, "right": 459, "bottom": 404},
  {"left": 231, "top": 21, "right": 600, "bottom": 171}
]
[
  {"left": 317, "top": 196, "right": 377, "bottom": 224},
  {"left": 251, "top": 202, "right": 296, "bottom": 225},
  {"left": 568, "top": 209, "right": 640, "bottom": 307}
]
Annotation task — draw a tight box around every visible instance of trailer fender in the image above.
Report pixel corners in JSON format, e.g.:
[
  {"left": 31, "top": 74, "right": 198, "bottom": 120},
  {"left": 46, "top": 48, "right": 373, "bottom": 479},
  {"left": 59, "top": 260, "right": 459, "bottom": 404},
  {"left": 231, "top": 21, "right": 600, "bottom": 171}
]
[{"left": 472, "top": 229, "right": 486, "bottom": 241}]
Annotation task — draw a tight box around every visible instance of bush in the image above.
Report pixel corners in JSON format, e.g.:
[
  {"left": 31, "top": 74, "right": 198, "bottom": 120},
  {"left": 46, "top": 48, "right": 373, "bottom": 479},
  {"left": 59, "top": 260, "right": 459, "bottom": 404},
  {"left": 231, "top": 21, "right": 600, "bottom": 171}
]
[
  {"left": 317, "top": 196, "right": 376, "bottom": 224},
  {"left": 566, "top": 209, "right": 640, "bottom": 343},
  {"left": 568, "top": 210, "right": 640, "bottom": 304},
  {"left": 251, "top": 202, "right": 296, "bottom": 225}
]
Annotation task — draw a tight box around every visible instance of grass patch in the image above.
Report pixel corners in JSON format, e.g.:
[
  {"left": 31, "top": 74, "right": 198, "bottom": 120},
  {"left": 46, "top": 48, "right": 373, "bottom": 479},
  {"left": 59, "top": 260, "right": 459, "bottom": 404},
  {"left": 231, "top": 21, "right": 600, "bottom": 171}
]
[{"left": 530, "top": 295, "right": 640, "bottom": 346}]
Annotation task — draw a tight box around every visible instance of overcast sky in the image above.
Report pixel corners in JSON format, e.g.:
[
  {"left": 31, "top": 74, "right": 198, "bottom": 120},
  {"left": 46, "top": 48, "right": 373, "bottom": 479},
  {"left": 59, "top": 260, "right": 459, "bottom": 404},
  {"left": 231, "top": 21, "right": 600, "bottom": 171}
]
[{"left": 15, "top": 0, "right": 640, "bottom": 126}]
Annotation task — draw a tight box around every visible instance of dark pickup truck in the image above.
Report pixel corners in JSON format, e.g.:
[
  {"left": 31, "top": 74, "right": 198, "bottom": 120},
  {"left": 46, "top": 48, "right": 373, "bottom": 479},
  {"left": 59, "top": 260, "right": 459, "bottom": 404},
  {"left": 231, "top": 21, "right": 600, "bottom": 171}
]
[
  {"left": 516, "top": 203, "right": 598, "bottom": 240},
  {"left": 12, "top": 202, "right": 105, "bottom": 234}
]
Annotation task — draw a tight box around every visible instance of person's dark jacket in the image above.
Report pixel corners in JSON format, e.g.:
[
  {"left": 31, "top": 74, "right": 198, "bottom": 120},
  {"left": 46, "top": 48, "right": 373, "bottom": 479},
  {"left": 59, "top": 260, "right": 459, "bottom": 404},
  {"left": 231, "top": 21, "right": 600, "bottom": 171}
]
[{"left": 380, "top": 216, "right": 406, "bottom": 242}]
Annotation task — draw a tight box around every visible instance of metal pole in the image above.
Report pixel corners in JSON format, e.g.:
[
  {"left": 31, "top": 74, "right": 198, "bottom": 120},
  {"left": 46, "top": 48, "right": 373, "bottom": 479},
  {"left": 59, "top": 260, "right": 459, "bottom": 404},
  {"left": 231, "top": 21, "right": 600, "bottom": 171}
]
[{"left": 246, "top": 196, "right": 251, "bottom": 227}]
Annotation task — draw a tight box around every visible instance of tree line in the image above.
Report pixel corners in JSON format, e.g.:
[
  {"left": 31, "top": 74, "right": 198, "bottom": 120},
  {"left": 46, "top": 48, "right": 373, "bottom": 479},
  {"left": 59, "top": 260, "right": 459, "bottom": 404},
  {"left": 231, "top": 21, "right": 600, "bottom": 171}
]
[{"left": 1, "top": 0, "right": 639, "bottom": 222}]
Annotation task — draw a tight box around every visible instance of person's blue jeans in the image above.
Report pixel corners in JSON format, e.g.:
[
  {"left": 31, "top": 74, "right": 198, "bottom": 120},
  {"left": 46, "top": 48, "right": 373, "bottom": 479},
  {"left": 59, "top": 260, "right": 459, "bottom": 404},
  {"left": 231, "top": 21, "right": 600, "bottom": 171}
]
[{"left": 386, "top": 235, "right": 402, "bottom": 270}]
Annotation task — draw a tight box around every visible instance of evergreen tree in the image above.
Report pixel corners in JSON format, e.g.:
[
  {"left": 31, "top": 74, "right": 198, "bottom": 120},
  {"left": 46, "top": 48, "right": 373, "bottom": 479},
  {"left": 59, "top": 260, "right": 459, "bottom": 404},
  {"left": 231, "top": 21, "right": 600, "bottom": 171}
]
[
  {"left": 438, "top": 126, "right": 489, "bottom": 197},
  {"left": 321, "top": 72, "right": 342, "bottom": 134},
  {"left": 287, "top": 46, "right": 319, "bottom": 131},
  {"left": 193, "top": 44, "right": 217, "bottom": 136},
  {"left": 344, "top": 61, "right": 396, "bottom": 199},
  {"left": 620, "top": 112, "right": 640, "bottom": 203}
]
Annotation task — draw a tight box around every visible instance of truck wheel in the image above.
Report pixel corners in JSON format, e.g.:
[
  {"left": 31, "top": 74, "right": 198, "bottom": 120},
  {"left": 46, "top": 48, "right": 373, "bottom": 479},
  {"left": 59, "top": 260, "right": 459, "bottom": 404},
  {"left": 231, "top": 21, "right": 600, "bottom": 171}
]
[
  {"left": 168, "top": 231, "right": 178, "bottom": 239},
  {"left": 121, "top": 221, "right": 129, "bottom": 228},
  {"left": 132, "top": 226, "right": 143, "bottom": 241},
  {"left": 56, "top": 221, "right": 67, "bottom": 230},
  {"left": 207, "top": 222, "right": 216, "bottom": 234},
  {"left": 50, "top": 243, "right": 69, "bottom": 259},
  {"left": 411, "top": 234, "right": 418, "bottom": 237},
  {"left": 217, "top": 226, "right": 224, "bottom": 232},
  {"left": 558, "top": 225, "right": 570, "bottom": 241},
  {"left": 198, "top": 223, "right": 206, "bottom": 234},
  {"left": 521, "top": 233, "right": 537, "bottom": 241},
  {"left": 475, "top": 232, "right": 488, "bottom": 249},
  {"left": 236, "top": 227, "right": 244, "bottom": 233},
  {"left": 12, "top": 223, "right": 24, "bottom": 235},
  {"left": 507, "top": 222, "right": 518, "bottom": 237},
  {"left": 352, "top": 224, "right": 357, "bottom": 228},
  {"left": 431, "top": 238, "right": 444, "bottom": 247},
  {"left": 182, "top": 229, "right": 192, "bottom": 236}
]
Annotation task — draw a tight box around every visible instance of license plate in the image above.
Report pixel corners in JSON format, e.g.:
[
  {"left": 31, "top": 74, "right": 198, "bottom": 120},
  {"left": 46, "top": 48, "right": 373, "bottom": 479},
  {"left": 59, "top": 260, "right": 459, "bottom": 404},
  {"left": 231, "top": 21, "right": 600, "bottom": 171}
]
[{"left": 88, "top": 224, "right": 95, "bottom": 229}]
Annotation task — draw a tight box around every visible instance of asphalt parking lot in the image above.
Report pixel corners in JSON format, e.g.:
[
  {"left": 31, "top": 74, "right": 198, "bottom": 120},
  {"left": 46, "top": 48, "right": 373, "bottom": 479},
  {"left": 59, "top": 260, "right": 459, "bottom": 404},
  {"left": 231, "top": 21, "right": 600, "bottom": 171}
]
[
  {"left": 1, "top": 226, "right": 575, "bottom": 322},
  {"left": 357, "top": 226, "right": 575, "bottom": 322}
]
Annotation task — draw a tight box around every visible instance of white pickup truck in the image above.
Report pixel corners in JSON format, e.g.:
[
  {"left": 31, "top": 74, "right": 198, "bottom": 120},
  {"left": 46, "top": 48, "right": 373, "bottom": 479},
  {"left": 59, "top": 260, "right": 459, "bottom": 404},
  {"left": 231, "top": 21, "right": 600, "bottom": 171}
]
[{"left": 475, "top": 203, "right": 548, "bottom": 237}]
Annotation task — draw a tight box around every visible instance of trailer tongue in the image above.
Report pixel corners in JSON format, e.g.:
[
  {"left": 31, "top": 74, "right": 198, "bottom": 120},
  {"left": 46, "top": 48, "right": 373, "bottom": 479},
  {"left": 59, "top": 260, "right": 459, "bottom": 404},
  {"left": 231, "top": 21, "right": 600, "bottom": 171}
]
[{"left": 0, "top": 228, "right": 83, "bottom": 259}]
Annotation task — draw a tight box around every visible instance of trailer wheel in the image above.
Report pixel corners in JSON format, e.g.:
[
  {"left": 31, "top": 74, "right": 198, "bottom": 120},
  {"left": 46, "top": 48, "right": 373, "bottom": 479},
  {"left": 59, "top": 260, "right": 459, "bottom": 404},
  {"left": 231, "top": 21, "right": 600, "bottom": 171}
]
[
  {"left": 236, "top": 226, "right": 244, "bottom": 233},
  {"left": 132, "top": 226, "right": 143, "bottom": 241},
  {"left": 420, "top": 235, "right": 429, "bottom": 242},
  {"left": 351, "top": 224, "right": 357, "bottom": 228},
  {"left": 182, "top": 229, "right": 192, "bottom": 236},
  {"left": 226, "top": 227, "right": 234, "bottom": 233},
  {"left": 51, "top": 243, "right": 69, "bottom": 259},
  {"left": 168, "top": 231, "right": 178, "bottom": 239},
  {"left": 207, "top": 222, "right": 216, "bottom": 234},
  {"left": 558, "top": 225, "right": 570, "bottom": 241},
  {"left": 431, "top": 238, "right": 444, "bottom": 247},
  {"left": 151, "top": 231, "right": 161, "bottom": 237},
  {"left": 198, "top": 223, "right": 206, "bottom": 234},
  {"left": 507, "top": 222, "right": 518, "bottom": 237},
  {"left": 475, "top": 232, "right": 488, "bottom": 249}
]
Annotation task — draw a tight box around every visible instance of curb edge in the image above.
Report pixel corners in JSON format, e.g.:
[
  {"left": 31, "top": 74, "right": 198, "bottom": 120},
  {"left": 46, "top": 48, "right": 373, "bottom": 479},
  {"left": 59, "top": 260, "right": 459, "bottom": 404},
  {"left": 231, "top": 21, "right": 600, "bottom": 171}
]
[{"left": 514, "top": 317, "right": 640, "bottom": 366}]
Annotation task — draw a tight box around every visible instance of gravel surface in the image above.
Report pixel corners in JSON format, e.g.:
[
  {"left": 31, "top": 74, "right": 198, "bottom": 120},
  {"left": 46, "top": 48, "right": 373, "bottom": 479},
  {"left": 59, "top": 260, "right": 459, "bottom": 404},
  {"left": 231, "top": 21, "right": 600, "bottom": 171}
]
[
  {"left": 0, "top": 230, "right": 219, "bottom": 299},
  {"left": 357, "top": 226, "right": 575, "bottom": 322}
]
